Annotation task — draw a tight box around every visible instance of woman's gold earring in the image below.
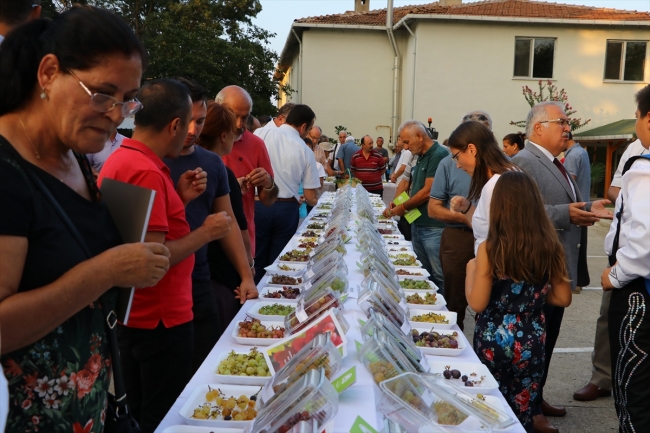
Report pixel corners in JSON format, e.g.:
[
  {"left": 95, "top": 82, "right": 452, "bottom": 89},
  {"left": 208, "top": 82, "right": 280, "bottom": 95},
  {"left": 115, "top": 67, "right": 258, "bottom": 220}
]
[{"left": 40, "top": 89, "right": 46, "bottom": 99}]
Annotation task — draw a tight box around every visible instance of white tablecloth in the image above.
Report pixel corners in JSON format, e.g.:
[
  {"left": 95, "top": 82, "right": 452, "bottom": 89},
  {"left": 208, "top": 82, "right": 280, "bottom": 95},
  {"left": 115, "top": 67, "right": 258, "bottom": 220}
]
[{"left": 156, "top": 193, "right": 525, "bottom": 433}]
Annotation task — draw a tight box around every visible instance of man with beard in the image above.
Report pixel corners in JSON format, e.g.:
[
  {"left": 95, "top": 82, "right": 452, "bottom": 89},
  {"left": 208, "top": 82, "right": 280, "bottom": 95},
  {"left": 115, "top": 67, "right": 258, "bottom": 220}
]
[
  {"left": 164, "top": 79, "right": 257, "bottom": 373},
  {"left": 215, "top": 85, "right": 278, "bottom": 256}
]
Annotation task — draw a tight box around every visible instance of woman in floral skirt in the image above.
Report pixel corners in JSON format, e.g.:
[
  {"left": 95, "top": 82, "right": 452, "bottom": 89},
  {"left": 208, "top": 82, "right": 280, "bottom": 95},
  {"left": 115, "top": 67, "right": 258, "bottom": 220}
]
[
  {"left": 0, "top": 7, "right": 169, "bottom": 433},
  {"left": 466, "top": 171, "right": 572, "bottom": 432}
]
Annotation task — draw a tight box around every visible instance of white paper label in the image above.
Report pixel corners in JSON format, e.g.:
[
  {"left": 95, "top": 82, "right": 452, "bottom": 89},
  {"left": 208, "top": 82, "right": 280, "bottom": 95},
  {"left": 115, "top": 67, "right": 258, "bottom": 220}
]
[
  {"left": 305, "top": 268, "right": 315, "bottom": 280},
  {"left": 295, "top": 299, "right": 309, "bottom": 322}
]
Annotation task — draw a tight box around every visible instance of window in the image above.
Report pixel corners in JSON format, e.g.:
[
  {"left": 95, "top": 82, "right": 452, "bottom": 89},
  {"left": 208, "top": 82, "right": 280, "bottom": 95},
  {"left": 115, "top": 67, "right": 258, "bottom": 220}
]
[
  {"left": 604, "top": 40, "right": 647, "bottom": 82},
  {"left": 514, "top": 37, "right": 556, "bottom": 79}
]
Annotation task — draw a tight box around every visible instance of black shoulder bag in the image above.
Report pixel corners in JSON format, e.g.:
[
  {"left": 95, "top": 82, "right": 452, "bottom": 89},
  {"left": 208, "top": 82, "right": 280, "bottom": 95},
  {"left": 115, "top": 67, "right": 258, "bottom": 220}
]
[{"left": 0, "top": 142, "right": 141, "bottom": 433}]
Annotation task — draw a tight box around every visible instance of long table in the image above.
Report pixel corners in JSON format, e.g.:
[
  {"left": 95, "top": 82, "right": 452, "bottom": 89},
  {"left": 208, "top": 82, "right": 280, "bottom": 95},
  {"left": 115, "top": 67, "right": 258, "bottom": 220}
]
[{"left": 156, "top": 192, "right": 525, "bottom": 433}]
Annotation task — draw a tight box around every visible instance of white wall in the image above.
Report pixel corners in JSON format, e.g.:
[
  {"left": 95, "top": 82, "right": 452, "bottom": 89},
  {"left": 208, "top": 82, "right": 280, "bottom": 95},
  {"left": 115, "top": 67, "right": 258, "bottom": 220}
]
[
  {"left": 298, "top": 28, "right": 397, "bottom": 145},
  {"left": 407, "top": 20, "right": 649, "bottom": 141}
]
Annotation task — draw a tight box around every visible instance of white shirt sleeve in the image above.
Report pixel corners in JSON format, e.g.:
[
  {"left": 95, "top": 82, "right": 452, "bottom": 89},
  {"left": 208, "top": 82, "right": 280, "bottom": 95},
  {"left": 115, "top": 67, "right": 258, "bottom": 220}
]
[
  {"left": 316, "top": 162, "right": 326, "bottom": 178},
  {"left": 472, "top": 174, "right": 501, "bottom": 255},
  {"left": 397, "top": 150, "right": 412, "bottom": 169},
  {"left": 606, "top": 160, "right": 650, "bottom": 288},
  {"left": 302, "top": 149, "right": 322, "bottom": 189}
]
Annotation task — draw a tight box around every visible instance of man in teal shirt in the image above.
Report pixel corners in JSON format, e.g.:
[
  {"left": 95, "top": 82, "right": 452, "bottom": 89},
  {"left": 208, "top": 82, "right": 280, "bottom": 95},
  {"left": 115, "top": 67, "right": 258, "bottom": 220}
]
[{"left": 385, "top": 120, "right": 448, "bottom": 292}]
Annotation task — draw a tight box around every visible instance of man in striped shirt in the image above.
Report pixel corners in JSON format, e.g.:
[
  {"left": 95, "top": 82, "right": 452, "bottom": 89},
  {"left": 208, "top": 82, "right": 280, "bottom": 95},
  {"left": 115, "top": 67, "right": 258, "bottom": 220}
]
[{"left": 351, "top": 135, "right": 387, "bottom": 197}]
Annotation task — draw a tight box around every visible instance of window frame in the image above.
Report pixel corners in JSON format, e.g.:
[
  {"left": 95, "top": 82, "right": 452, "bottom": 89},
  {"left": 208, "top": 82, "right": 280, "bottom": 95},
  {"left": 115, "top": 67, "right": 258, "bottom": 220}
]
[
  {"left": 512, "top": 36, "right": 557, "bottom": 80},
  {"left": 603, "top": 39, "right": 648, "bottom": 83}
]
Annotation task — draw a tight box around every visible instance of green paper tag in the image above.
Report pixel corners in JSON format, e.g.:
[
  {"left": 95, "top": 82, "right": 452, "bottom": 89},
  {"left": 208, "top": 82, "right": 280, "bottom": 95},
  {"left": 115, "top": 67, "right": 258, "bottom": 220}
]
[
  {"left": 358, "top": 318, "right": 366, "bottom": 326},
  {"left": 394, "top": 192, "right": 422, "bottom": 224},
  {"left": 340, "top": 294, "right": 348, "bottom": 303},
  {"left": 355, "top": 340, "right": 363, "bottom": 352},
  {"left": 331, "top": 366, "right": 357, "bottom": 393},
  {"left": 350, "top": 416, "right": 378, "bottom": 433}
]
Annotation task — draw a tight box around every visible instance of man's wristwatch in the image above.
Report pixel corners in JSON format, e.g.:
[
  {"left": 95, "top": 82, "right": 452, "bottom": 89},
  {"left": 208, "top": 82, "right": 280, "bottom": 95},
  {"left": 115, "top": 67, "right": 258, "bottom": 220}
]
[{"left": 263, "top": 177, "right": 275, "bottom": 191}]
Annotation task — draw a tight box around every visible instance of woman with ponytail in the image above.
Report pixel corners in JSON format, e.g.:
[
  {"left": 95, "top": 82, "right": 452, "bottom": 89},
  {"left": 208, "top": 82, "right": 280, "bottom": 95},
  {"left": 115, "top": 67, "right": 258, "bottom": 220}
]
[{"left": 0, "top": 6, "right": 170, "bottom": 433}]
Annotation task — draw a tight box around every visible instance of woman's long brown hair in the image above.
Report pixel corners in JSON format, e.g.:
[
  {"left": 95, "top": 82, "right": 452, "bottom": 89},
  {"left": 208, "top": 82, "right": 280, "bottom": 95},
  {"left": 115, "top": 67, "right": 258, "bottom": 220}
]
[
  {"left": 486, "top": 171, "right": 569, "bottom": 285},
  {"left": 197, "top": 101, "right": 237, "bottom": 152},
  {"left": 448, "top": 121, "right": 515, "bottom": 201}
]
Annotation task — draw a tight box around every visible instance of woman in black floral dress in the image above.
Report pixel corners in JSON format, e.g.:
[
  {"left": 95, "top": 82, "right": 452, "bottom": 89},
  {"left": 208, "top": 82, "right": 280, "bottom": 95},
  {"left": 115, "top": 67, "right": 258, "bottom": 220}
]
[
  {"left": 466, "top": 172, "right": 572, "bottom": 432},
  {"left": 0, "top": 7, "right": 170, "bottom": 433}
]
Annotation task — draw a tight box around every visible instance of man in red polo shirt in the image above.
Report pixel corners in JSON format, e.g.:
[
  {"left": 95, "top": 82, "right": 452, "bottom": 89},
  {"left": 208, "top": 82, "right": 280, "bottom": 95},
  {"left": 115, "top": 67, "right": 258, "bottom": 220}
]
[
  {"left": 351, "top": 135, "right": 387, "bottom": 197},
  {"left": 99, "top": 79, "right": 231, "bottom": 433},
  {"left": 215, "top": 85, "right": 278, "bottom": 256}
]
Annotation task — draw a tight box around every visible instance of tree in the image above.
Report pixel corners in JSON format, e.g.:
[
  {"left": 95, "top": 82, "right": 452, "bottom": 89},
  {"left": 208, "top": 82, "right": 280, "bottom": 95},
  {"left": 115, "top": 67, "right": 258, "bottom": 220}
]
[
  {"left": 510, "top": 80, "right": 591, "bottom": 132},
  {"left": 47, "top": 0, "right": 279, "bottom": 115}
]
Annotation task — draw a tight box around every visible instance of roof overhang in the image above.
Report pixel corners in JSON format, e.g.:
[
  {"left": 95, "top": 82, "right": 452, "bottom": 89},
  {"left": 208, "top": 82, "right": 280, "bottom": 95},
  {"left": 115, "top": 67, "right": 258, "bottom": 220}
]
[
  {"left": 573, "top": 119, "right": 637, "bottom": 141},
  {"left": 393, "top": 13, "right": 650, "bottom": 30},
  {"left": 574, "top": 134, "right": 636, "bottom": 141}
]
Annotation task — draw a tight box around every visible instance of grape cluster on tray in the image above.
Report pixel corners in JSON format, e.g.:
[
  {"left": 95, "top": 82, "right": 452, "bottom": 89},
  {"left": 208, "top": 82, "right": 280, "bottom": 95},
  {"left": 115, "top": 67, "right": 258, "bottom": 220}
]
[
  {"left": 259, "top": 303, "right": 295, "bottom": 316},
  {"left": 406, "top": 293, "right": 438, "bottom": 305},
  {"left": 441, "top": 365, "right": 486, "bottom": 387},
  {"left": 263, "top": 287, "right": 300, "bottom": 300},
  {"left": 399, "top": 279, "right": 431, "bottom": 290},
  {"left": 217, "top": 348, "right": 271, "bottom": 377},
  {"left": 270, "top": 275, "right": 302, "bottom": 285},
  {"left": 237, "top": 317, "right": 285, "bottom": 338},
  {"left": 191, "top": 387, "right": 260, "bottom": 421},
  {"left": 411, "top": 329, "right": 459, "bottom": 348}
]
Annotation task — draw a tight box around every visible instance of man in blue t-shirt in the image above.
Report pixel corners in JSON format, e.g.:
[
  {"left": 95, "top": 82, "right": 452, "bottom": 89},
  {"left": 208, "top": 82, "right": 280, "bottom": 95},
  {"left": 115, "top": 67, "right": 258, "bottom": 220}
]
[
  {"left": 336, "top": 135, "right": 359, "bottom": 175},
  {"left": 164, "top": 78, "right": 257, "bottom": 373},
  {"left": 428, "top": 154, "right": 473, "bottom": 330}
]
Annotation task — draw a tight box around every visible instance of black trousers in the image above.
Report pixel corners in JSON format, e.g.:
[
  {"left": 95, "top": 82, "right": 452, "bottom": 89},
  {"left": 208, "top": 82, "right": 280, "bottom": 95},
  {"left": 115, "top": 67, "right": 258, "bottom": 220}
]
[
  {"left": 118, "top": 321, "right": 194, "bottom": 433},
  {"left": 439, "top": 226, "right": 475, "bottom": 331},
  {"left": 254, "top": 200, "right": 300, "bottom": 284},
  {"left": 191, "top": 278, "right": 220, "bottom": 374},
  {"left": 609, "top": 278, "right": 650, "bottom": 432},
  {"left": 211, "top": 279, "right": 243, "bottom": 337},
  {"left": 532, "top": 303, "right": 564, "bottom": 415}
]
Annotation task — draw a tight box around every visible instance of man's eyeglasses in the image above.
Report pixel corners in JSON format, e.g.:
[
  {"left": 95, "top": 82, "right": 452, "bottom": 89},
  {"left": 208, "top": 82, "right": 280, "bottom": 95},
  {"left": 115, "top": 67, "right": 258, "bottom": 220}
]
[
  {"left": 451, "top": 149, "right": 462, "bottom": 162},
  {"left": 68, "top": 70, "right": 143, "bottom": 117},
  {"left": 539, "top": 118, "right": 571, "bottom": 128}
]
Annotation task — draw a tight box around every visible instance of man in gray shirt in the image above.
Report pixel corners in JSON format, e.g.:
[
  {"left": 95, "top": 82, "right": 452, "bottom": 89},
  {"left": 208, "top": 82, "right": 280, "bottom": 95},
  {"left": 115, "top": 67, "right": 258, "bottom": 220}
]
[{"left": 336, "top": 135, "right": 359, "bottom": 176}]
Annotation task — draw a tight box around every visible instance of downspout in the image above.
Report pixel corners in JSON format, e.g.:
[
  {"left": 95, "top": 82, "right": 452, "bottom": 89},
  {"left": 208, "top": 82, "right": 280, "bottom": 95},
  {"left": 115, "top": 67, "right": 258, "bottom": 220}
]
[
  {"left": 291, "top": 28, "right": 303, "bottom": 103},
  {"left": 403, "top": 22, "right": 417, "bottom": 120},
  {"left": 386, "top": 0, "right": 400, "bottom": 145}
]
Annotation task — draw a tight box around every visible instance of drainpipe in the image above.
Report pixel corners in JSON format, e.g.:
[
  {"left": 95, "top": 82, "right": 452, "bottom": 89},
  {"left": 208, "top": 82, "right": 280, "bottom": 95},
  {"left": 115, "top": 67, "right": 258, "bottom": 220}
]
[
  {"left": 386, "top": 0, "right": 400, "bottom": 144},
  {"left": 291, "top": 28, "right": 303, "bottom": 103},
  {"left": 403, "top": 21, "right": 417, "bottom": 120}
]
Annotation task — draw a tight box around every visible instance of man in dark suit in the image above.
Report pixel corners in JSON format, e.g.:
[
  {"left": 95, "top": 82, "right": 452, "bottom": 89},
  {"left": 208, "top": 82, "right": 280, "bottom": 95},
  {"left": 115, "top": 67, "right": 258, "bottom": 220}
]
[{"left": 512, "top": 101, "right": 612, "bottom": 433}]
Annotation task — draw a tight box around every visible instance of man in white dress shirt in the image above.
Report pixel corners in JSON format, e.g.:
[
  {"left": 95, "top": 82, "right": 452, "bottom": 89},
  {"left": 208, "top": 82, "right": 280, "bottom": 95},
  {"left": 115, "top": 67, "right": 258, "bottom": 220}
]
[
  {"left": 0, "top": 0, "right": 40, "bottom": 43},
  {"left": 87, "top": 129, "right": 125, "bottom": 173},
  {"left": 253, "top": 104, "right": 321, "bottom": 281},
  {"left": 254, "top": 102, "right": 294, "bottom": 141}
]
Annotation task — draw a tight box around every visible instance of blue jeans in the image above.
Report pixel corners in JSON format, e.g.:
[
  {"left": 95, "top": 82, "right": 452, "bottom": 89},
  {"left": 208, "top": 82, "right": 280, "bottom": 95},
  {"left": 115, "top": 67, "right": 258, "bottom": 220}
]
[
  {"left": 411, "top": 224, "right": 445, "bottom": 295},
  {"left": 254, "top": 200, "right": 300, "bottom": 284}
]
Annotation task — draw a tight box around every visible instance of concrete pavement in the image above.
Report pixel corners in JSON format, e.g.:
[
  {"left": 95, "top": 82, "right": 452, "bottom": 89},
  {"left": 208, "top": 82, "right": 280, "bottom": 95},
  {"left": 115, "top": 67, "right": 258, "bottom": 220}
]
[{"left": 462, "top": 219, "right": 619, "bottom": 432}]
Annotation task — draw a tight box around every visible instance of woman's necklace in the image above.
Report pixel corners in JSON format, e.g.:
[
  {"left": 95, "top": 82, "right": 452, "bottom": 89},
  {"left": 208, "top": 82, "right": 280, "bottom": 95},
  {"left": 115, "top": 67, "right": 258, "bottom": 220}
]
[
  {"left": 18, "top": 114, "right": 40, "bottom": 160},
  {"left": 18, "top": 113, "right": 74, "bottom": 183}
]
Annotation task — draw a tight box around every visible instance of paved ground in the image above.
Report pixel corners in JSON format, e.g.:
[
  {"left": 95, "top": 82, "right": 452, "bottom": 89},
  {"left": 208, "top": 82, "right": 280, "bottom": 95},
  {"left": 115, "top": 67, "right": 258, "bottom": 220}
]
[{"left": 462, "top": 219, "right": 618, "bottom": 432}]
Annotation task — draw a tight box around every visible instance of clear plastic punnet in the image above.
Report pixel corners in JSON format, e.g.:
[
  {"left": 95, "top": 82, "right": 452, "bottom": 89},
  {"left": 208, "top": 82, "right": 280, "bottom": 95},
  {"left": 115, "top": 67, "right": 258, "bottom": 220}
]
[
  {"left": 359, "top": 332, "right": 420, "bottom": 385},
  {"left": 358, "top": 282, "right": 409, "bottom": 327},
  {"left": 303, "top": 268, "right": 349, "bottom": 300},
  {"left": 285, "top": 288, "right": 349, "bottom": 335},
  {"left": 247, "top": 368, "right": 339, "bottom": 433},
  {"left": 305, "top": 251, "right": 347, "bottom": 282},
  {"left": 425, "top": 375, "right": 517, "bottom": 430},
  {"left": 377, "top": 372, "right": 493, "bottom": 433},
  {"left": 258, "top": 332, "right": 343, "bottom": 406},
  {"left": 361, "top": 270, "right": 405, "bottom": 305},
  {"left": 360, "top": 309, "right": 424, "bottom": 372}
]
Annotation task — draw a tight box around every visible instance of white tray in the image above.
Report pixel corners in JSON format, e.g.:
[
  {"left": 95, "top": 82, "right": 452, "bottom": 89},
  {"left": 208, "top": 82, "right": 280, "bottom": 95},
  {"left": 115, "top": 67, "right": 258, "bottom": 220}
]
[
  {"left": 179, "top": 384, "right": 261, "bottom": 428},
  {"left": 395, "top": 267, "right": 430, "bottom": 280},
  {"left": 245, "top": 301, "right": 295, "bottom": 321},
  {"left": 411, "top": 327, "right": 466, "bottom": 356},
  {"left": 384, "top": 245, "right": 414, "bottom": 253},
  {"left": 263, "top": 263, "right": 307, "bottom": 277},
  {"left": 383, "top": 239, "right": 412, "bottom": 246},
  {"left": 381, "top": 234, "right": 405, "bottom": 240},
  {"left": 162, "top": 426, "right": 243, "bottom": 433},
  {"left": 427, "top": 360, "right": 499, "bottom": 394},
  {"left": 408, "top": 309, "right": 456, "bottom": 329},
  {"left": 258, "top": 287, "right": 301, "bottom": 303},
  {"left": 405, "top": 293, "right": 447, "bottom": 311},
  {"left": 232, "top": 319, "right": 285, "bottom": 346},
  {"left": 213, "top": 351, "right": 272, "bottom": 386},
  {"left": 400, "top": 280, "right": 438, "bottom": 292}
]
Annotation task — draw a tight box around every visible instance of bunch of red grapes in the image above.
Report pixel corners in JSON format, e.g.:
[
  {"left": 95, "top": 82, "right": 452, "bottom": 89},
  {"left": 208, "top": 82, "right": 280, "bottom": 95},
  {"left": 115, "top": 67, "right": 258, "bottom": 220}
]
[{"left": 237, "top": 317, "right": 285, "bottom": 338}]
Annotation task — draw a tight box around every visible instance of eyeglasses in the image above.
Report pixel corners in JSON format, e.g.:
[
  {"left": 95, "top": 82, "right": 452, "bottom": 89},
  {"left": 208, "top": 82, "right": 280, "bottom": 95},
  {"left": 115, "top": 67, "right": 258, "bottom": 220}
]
[
  {"left": 451, "top": 149, "right": 461, "bottom": 162},
  {"left": 539, "top": 118, "right": 571, "bottom": 128},
  {"left": 68, "top": 70, "right": 143, "bottom": 117}
]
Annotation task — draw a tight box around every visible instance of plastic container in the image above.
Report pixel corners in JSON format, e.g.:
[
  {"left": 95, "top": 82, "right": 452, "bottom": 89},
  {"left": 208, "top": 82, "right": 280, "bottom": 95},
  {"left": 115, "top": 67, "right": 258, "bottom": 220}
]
[
  {"left": 358, "top": 282, "right": 409, "bottom": 325},
  {"left": 303, "top": 268, "right": 349, "bottom": 300},
  {"left": 247, "top": 369, "right": 339, "bottom": 433},
  {"left": 359, "top": 333, "right": 420, "bottom": 385},
  {"left": 377, "top": 372, "right": 493, "bottom": 433},
  {"left": 284, "top": 289, "right": 349, "bottom": 335},
  {"left": 258, "top": 333, "right": 343, "bottom": 405},
  {"left": 361, "top": 309, "right": 421, "bottom": 366}
]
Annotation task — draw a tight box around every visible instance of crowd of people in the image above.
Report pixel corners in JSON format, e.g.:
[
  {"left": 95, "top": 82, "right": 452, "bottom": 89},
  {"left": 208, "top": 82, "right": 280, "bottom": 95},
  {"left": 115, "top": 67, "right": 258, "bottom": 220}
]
[{"left": 0, "top": 3, "right": 649, "bottom": 433}]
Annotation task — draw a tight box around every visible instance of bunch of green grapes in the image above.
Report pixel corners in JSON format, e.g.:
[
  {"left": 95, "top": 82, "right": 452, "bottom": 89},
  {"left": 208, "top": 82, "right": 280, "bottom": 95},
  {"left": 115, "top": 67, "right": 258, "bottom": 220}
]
[
  {"left": 217, "top": 348, "right": 271, "bottom": 377},
  {"left": 399, "top": 279, "right": 431, "bottom": 290},
  {"left": 410, "top": 312, "right": 449, "bottom": 324},
  {"left": 258, "top": 303, "right": 295, "bottom": 316}
]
